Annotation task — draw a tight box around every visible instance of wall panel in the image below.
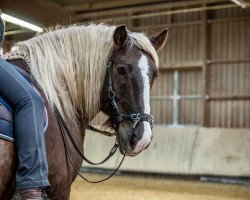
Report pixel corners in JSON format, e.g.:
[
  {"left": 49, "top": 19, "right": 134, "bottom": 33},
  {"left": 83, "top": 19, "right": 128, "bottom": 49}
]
[
  {"left": 210, "top": 7, "right": 250, "bottom": 19},
  {"left": 179, "top": 99, "right": 203, "bottom": 125},
  {"left": 210, "top": 19, "right": 250, "bottom": 61},
  {"left": 91, "top": 7, "right": 250, "bottom": 128},
  {"left": 151, "top": 99, "right": 173, "bottom": 124},
  {"left": 209, "top": 100, "right": 250, "bottom": 128},
  {"left": 159, "top": 24, "right": 202, "bottom": 68},
  {"left": 209, "top": 63, "right": 250, "bottom": 96},
  {"left": 179, "top": 70, "right": 202, "bottom": 95}
]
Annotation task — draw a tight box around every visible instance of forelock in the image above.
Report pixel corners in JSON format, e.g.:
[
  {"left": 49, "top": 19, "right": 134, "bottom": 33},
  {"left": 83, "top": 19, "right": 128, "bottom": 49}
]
[{"left": 128, "top": 32, "right": 159, "bottom": 67}]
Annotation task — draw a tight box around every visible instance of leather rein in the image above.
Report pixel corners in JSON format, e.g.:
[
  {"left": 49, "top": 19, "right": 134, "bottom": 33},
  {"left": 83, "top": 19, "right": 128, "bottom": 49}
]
[
  {"left": 55, "top": 61, "right": 154, "bottom": 183},
  {"left": 9, "top": 58, "right": 154, "bottom": 183}
]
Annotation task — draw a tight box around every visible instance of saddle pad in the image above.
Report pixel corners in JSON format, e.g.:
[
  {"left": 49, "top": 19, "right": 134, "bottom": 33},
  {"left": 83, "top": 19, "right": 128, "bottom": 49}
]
[
  {"left": 0, "top": 59, "right": 48, "bottom": 142},
  {"left": 0, "top": 101, "right": 13, "bottom": 142},
  {"left": 0, "top": 96, "right": 48, "bottom": 143}
]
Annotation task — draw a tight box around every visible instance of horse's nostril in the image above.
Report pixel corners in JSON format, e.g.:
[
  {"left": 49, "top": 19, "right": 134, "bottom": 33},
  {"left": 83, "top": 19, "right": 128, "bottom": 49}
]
[
  {"left": 145, "top": 143, "right": 150, "bottom": 149},
  {"left": 129, "top": 133, "right": 137, "bottom": 148}
]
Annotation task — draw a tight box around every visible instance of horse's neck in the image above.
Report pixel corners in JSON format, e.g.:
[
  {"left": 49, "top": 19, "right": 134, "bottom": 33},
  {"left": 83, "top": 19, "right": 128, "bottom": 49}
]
[{"left": 45, "top": 96, "right": 85, "bottom": 198}]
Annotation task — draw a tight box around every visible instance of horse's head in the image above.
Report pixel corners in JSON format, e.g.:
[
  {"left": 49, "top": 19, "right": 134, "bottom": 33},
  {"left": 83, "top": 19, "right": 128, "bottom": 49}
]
[{"left": 101, "top": 25, "right": 168, "bottom": 156}]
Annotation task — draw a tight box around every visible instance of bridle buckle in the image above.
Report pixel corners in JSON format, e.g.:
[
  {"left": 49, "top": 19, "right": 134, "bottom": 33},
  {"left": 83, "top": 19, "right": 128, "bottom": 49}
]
[
  {"left": 117, "top": 114, "right": 123, "bottom": 122},
  {"left": 107, "top": 61, "right": 154, "bottom": 129},
  {"left": 130, "top": 113, "right": 141, "bottom": 122}
]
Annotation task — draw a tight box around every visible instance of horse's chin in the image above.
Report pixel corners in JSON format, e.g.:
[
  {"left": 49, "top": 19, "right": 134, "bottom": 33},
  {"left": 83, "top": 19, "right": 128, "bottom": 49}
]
[
  {"left": 115, "top": 135, "right": 136, "bottom": 156},
  {"left": 116, "top": 122, "right": 152, "bottom": 157},
  {"left": 117, "top": 137, "right": 151, "bottom": 157},
  {"left": 118, "top": 144, "right": 137, "bottom": 157}
]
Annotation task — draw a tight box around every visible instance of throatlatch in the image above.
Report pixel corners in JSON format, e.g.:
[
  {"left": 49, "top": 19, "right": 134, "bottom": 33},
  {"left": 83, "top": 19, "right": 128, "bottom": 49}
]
[{"left": 55, "top": 61, "right": 154, "bottom": 183}]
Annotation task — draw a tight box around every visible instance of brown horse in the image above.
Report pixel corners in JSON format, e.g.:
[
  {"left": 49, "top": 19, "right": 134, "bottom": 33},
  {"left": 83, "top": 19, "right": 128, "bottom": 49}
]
[{"left": 0, "top": 24, "right": 168, "bottom": 199}]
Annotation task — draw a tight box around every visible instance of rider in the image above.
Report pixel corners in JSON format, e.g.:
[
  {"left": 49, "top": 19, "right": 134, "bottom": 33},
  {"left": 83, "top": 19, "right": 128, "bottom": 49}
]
[{"left": 0, "top": 16, "right": 50, "bottom": 200}]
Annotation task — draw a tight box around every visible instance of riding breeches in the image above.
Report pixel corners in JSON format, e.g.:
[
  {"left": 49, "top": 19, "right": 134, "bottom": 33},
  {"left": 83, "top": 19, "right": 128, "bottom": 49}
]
[{"left": 0, "top": 58, "right": 50, "bottom": 189}]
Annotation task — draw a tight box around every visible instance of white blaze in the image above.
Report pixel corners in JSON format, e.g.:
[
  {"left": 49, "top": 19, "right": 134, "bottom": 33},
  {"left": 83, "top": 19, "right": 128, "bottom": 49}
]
[{"left": 133, "top": 54, "right": 152, "bottom": 154}]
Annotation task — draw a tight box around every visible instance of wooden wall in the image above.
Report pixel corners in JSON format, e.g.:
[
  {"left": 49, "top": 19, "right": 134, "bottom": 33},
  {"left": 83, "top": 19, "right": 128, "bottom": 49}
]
[
  {"left": 92, "top": 6, "right": 250, "bottom": 128},
  {"left": 84, "top": 6, "right": 250, "bottom": 177},
  {"left": 83, "top": 127, "right": 250, "bottom": 176}
]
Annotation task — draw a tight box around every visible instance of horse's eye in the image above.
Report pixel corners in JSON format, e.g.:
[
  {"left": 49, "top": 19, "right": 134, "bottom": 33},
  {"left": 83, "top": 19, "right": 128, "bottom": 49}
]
[
  {"left": 117, "top": 66, "right": 126, "bottom": 77},
  {"left": 153, "top": 70, "right": 159, "bottom": 78}
]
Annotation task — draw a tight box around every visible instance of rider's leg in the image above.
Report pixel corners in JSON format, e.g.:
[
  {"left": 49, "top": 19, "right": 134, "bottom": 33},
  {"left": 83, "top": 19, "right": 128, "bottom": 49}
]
[{"left": 0, "top": 58, "right": 50, "bottom": 194}]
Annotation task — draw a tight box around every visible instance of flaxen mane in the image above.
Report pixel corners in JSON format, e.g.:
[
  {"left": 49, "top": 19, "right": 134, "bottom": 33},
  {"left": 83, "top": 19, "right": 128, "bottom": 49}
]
[{"left": 5, "top": 24, "right": 158, "bottom": 127}]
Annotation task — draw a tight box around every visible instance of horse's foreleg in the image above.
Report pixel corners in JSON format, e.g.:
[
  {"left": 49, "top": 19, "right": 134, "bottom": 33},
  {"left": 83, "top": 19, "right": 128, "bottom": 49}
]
[{"left": 0, "top": 139, "right": 16, "bottom": 200}]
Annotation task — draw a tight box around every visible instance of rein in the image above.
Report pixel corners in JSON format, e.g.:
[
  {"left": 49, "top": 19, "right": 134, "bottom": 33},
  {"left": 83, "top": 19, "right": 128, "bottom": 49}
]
[
  {"left": 8, "top": 58, "right": 154, "bottom": 183},
  {"left": 5, "top": 50, "right": 155, "bottom": 184},
  {"left": 54, "top": 106, "right": 124, "bottom": 183},
  {"left": 54, "top": 61, "right": 154, "bottom": 183}
]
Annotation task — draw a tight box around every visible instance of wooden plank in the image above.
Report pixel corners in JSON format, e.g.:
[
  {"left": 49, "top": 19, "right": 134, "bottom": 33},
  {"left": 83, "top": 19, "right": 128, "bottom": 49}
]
[
  {"left": 207, "top": 95, "right": 250, "bottom": 100},
  {"left": 159, "top": 66, "right": 202, "bottom": 72},
  {"left": 207, "top": 16, "right": 250, "bottom": 24},
  {"left": 65, "top": 0, "right": 164, "bottom": 12},
  {"left": 160, "top": 61, "right": 203, "bottom": 69},
  {"left": 83, "top": 127, "right": 250, "bottom": 176},
  {"left": 191, "top": 127, "right": 250, "bottom": 175},
  {"left": 1, "top": 0, "right": 73, "bottom": 25},
  {"left": 133, "top": 21, "right": 202, "bottom": 33},
  {"left": 208, "top": 59, "right": 250, "bottom": 64},
  {"left": 75, "top": 0, "right": 227, "bottom": 21},
  {"left": 201, "top": 5, "right": 208, "bottom": 126},
  {"left": 5, "top": 29, "right": 33, "bottom": 35}
]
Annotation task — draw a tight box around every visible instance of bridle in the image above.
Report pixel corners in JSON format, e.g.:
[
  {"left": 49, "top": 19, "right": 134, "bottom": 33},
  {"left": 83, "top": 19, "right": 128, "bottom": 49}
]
[
  {"left": 54, "top": 60, "right": 154, "bottom": 183},
  {"left": 7, "top": 56, "right": 155, "bottom": 183},
  {"left": 106, "top": 61, "right": 154, "bottom": 131}
]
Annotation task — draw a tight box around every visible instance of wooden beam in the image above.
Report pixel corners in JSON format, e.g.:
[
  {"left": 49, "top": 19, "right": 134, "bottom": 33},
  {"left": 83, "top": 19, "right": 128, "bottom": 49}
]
[
  {"left": 201, "top": 4, "right": 208, "bottom": 127},
  {"left": 159, "top": 66, "right": 202, "bottom": 72},
  {"left": 207, "top": 95, "right": 250, "bottom": 101},
  {"left": 230, "top": 0, "right": 248, "bottom": 8},
  {"left": 209, "top": 16, "right": 250, "bottom": 23},
  {"left": 37, "top": 0, "right": 72, "bottom": 15},
  {"left": 0, "top": 0, "right": 74, "bottom": 25},
  {"left": 159, "top": 62, "right": 203, "bottom": 71},
  {"left": 65, "top": 0, "right": 164, "bottom": 12},
  {"left": 208, "top": 59, "right": 250, "bottom": 64},
  {"left": 5, "top": 29, "right": 32, "bottom": 35},
  {"left": 133, "top": 21, "right": 202, "bottom": 32},
  {"left": 75, "top": 0, "right": 226, "bottom": 21}
]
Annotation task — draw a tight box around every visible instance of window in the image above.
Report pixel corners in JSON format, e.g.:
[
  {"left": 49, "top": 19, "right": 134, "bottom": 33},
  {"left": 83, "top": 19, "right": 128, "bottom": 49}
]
[{"left": 151, "top": 69, "right": 203, "bottom": 126}]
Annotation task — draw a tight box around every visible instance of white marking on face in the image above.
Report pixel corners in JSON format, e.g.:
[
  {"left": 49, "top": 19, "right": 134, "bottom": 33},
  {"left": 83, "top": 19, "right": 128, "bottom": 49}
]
[{"left": 132, "top": 54, "right": 152, "bottom": 154}]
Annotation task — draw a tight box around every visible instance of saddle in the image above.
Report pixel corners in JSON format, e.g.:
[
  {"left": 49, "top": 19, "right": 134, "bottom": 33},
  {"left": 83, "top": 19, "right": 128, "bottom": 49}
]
[
  {"left": 0, "top": 97, "right": 13, "bottom": 141},
  {"left": 0, "top": 59, "right": 48, "bottom": 142}
]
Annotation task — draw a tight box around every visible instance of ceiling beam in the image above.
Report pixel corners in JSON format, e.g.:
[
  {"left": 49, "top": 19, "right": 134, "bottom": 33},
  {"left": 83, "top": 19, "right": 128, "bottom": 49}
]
[
  {"left": 5, "top": 29, "right": 32, "bottom": 36},
  {"left": 75, "top": 0, "right": 227, "bottom": 21},
  {"left": 65, "top": 0, "right": 166, "bottom": 12},
  {"left": 94, "top": 3, "right": 242, "bottom": 23},
  {"left": 230, "top": 0, "right": 246, "bottom": 8},
  {"left": 0, "top": 0, "right": 74, "bottom": 25}
]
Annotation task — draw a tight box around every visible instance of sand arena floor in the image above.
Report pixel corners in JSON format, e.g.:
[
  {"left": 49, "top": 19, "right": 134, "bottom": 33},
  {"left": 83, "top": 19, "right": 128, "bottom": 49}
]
[{"left": 70, "top": 173, "right": 250, "bottom": 200}]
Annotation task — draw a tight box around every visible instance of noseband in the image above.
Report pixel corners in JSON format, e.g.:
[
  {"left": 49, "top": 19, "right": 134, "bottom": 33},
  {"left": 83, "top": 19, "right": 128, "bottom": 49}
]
[
  {"left": 55, "top": 61, "right": 154, "bottom": 184},
  {"left": 107, "top": 61, "right": 154, "bottom": 130}
]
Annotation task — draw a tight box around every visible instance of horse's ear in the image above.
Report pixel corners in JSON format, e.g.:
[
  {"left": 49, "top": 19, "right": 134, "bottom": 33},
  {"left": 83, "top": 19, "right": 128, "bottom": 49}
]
[
  {"left": 113, "top": 25, "right": 128, "bottom": 49},
  {"left": 150, "top": 28, "right": 168, "bottom": 51}
]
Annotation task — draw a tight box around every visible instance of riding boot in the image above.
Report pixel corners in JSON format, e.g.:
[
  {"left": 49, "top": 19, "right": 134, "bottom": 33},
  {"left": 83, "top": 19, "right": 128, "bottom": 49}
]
[{"left": 12, "top": 188, "right": 49, "bottom": 200}]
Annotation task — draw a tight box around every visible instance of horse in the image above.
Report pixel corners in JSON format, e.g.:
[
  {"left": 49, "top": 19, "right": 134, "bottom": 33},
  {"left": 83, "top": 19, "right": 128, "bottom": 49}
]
[{"left": 0, "top": 24, "right": 168, "bottom": 199}]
